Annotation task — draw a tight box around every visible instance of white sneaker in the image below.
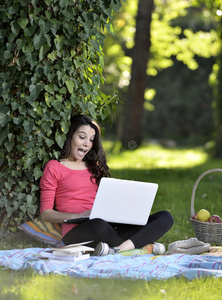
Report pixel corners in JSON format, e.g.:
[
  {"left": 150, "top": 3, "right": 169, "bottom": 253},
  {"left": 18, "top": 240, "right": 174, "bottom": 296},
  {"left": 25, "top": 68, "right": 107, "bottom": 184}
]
[
  {"left": 93, "top": 242, "right": 119, "bottom": 256},
  {"left": 152, "top": 243, "right": 166, "bottom": 255}
]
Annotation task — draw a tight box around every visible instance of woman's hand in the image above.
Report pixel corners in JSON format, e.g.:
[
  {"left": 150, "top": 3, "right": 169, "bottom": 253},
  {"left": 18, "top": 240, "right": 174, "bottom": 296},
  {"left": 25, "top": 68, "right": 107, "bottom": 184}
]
[{"left": 80, "top": 210, "right": 91, "bottom": 217}]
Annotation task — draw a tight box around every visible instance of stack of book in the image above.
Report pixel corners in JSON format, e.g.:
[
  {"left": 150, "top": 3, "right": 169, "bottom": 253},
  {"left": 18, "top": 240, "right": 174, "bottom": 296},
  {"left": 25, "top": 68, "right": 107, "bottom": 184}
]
[{"left": 37, "top": 241, "right": 94, "bottom": 262}]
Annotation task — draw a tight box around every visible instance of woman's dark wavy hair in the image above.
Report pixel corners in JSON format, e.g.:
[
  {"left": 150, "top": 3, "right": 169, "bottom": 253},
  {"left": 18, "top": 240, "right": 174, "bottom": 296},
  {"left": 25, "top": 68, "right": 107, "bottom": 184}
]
[{"left": 59, "top": 115, "right": 110, "bottom": 184}]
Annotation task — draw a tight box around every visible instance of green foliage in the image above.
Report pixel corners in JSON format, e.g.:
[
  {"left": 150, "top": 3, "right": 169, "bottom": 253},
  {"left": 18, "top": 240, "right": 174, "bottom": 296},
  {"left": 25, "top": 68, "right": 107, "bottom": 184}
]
[
  {"left": 145, "top": 57, "right": 215, "bottom": 143},
  {"left": 0, "top": 0, "right": 122, "bottom": 230},
  {"left": 102, "top": 0, "right": 221, "bottom": 144},
  {"left": 190, "top": 0, "right": 222, "bottom": 156},
  {"left": 103, "top": 0, "right": 220, "bottom": 91}
]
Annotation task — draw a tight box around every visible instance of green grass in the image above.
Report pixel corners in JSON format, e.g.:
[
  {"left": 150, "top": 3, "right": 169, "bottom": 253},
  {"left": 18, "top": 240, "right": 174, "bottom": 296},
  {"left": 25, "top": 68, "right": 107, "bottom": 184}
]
[
  {"left": 1, "top": 141, "right": 222, "bottom": 300},
  {"left": 2, "top": 271, "right": 222, "bottom": 300},
  {"left": 104, "top": 141, "right": 222, "bottom": 244}
]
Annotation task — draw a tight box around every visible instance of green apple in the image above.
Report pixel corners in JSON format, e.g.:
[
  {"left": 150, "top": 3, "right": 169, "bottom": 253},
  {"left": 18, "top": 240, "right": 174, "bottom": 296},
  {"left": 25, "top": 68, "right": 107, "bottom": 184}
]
[{"left": 196, "top": 209, "right": 211, "bottom": 222}]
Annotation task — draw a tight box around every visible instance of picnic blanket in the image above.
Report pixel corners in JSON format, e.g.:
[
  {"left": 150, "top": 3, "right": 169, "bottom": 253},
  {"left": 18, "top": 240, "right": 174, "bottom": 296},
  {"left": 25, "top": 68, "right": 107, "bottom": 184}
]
[{"left": 0, "top": 247, "right": 222, "bottom": 280}]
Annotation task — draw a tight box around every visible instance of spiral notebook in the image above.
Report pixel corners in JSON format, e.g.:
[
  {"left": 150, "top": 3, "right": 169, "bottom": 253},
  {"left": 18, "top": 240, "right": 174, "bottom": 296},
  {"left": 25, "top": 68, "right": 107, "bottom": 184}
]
[{"left": 63, "top": 177, "right": 158, "bottom": 226}]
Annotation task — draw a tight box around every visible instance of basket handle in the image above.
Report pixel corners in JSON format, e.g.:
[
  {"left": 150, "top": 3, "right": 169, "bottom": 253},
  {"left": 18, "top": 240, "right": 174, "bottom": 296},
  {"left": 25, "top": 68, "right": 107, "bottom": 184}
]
[{"left": 190, "top": 168, "right": 222, "bottom": 218}]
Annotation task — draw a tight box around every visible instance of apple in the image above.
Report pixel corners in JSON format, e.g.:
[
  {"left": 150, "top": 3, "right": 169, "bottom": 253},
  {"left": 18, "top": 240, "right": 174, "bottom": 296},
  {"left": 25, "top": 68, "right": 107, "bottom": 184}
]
[
  {"left": 207, "top": 215, "right": 222, "bottom": 223},
  {"left": 196, "top": 209, "right": 211, "bottom": 222},
  {"left": 192, "top": 212, "right": 198, "bottom": 220}
]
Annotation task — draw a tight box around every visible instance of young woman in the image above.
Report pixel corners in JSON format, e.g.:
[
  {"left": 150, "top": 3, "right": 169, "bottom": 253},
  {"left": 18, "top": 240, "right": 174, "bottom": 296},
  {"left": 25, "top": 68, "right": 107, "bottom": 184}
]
[{"left": 40, "top": 115, "right": 174, "bottom": 255}]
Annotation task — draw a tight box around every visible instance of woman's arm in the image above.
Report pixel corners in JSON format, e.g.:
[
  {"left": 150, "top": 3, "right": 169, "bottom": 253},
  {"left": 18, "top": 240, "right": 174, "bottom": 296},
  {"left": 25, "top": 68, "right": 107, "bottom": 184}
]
[{"left": 41, "top": 209, "right": 91, "bottom": 223}]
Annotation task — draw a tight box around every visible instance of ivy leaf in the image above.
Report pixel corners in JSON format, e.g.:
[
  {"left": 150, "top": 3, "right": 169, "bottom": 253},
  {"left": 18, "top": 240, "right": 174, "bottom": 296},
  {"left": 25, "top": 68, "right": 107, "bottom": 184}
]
[
  {"left": 51, "top": 100, "right": 63, "bottom": 111},
  {"left": 61, "top": 121, "right": 70, "bottom": 134},
  {"left": 12, "top": 117, "right": 20, "bottom": 125},
  {"left": 59, "top": 87, "right": 67, "bottom": 94},
  {"left": 0, "top": 103, "right": 10, "bottom": 114},
  {"left": 29, "top": 84, "right": 42, "bottom": 101},
  {"left": 7, "top": 6, "right": 17, "bottom": 15},
  {"left": 33, "top": 167, "right": 43, "bottom": 180},
  {"left": 39, "top": 44, "right": 50, "bottom": 61},
  {"left": 0, "top": 128, "right": 8, "bottom": 144},
  {"left": 45, "top": 83, "right": 55, "bottom": 94},
  {"left": 88, "top": 103, "right": 97, "bottom": 119},
  {"left": 42, "top": 120, "right": 52, "bottom": 132},
  {"left": 45, "top": 138, "right": 54, "bottom": 147},
  {"left": 48, "top": 51, "right": 57, "bottom": 61},
  {"left": 45, "top": 10, "right": 52, "bottom": 19},
  {"left": 55, "top": 35, "right": 65, "bottom": 51},
  {"left": 62, "top": 8, "right": 76, "bottom": 22},
  {"left": 45, "top": 0, "right": 53, "bottom": 5},
  {"left": 38, "top": 19, "right": 52, "bottom": 34},
  {"left": 45, "top": 95, "right": 54, "bottom": 107},
  {"left": 55, "top": 131, "right": 66, "bottom": 148},
  {"left": 17, "top": 18, "right": 29, "bottom": 29},
  {"left": 0, "top": 113, "right": 11, "bottom": 126},
  {"left": 79, "top": 102, "right": 88, "bottom": 114},
  {"left": 25, "top": 52, "right": 38, "bottom": 68},
  {"left": 6, "top": 206, "right": 15, "bottom": 218},
  {"left": 33, "top": 34, "right": 47, "bottom": 50},
  {"left": 65, "top": 80, "right": 75, "bottom": 93},
  {"left": 90, "top": 39, "right": 100, "bottom": 52},
  {"left": 26, "top": 195, "right": 34, "bottom": 206},
  {"left": 23, "top": 119, "right": 35, "bottom": 134},
  {"left": 4, "top": 140, "right": 14, "bottom": 152},
  {"left": 105, "top": 22, "right": 114, "bottom": 35},
  {"left": 24, "top": 24, "right": 38, "bottom": 37},
  {"left": 3, "top": 50, "right": 12, "bottom": 60},
  {"left": 59, "top": 0, "right": 69, "bottom": 7},
  {"left": 11, "top": 20, "right": 20, "bottom": 35}
]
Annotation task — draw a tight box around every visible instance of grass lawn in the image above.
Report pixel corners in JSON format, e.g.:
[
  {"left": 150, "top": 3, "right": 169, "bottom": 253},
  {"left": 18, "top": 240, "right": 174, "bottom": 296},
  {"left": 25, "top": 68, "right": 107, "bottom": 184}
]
[{"left": 1, "top": 141, "right": 222, "bottom": 299}]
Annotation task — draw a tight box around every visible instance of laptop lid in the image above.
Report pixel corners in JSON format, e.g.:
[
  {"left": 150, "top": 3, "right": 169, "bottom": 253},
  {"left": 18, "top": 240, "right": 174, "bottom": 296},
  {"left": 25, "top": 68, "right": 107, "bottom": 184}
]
[{"left": 89, "top": 177, "right": 158, "bottom": 225}]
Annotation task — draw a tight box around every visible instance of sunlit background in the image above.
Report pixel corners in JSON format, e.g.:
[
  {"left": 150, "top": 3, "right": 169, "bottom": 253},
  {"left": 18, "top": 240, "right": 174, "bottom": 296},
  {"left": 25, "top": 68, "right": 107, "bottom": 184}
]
[{"left": 101, "top": 0, "right": 222, "bottom": 153}]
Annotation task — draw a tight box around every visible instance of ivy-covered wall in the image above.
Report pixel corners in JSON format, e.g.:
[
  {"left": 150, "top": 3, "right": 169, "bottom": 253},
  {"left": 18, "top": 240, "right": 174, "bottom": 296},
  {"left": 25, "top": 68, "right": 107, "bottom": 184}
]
[{"left": 0, "top": 0, "right": 122, "bottom": 232}]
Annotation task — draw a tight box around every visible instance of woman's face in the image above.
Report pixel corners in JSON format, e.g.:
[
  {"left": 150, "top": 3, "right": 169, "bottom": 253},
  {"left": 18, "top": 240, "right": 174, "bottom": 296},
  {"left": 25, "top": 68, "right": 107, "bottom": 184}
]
[{"left": 70, "top": 125, "right": 96, "bottom": 161}]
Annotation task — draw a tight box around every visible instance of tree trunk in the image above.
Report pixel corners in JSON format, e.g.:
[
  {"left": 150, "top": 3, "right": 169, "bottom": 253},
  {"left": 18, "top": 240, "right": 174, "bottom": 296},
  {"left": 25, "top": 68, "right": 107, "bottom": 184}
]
[
  {"left": 214, "top": 17, "right": 222, "bottom": 157},
  {"left": 120, "top": 0, "right": 154, "bottom": 148}
]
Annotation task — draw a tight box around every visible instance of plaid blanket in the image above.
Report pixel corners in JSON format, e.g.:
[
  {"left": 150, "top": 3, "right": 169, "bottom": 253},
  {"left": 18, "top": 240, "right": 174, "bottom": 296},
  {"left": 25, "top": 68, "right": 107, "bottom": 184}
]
[{"left": 0, "top": 247, "right": 222, "bottom": 280}]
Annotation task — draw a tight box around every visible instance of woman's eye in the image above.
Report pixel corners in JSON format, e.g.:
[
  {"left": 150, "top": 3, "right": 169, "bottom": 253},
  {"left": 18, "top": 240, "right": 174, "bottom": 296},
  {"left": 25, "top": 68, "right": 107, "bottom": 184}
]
[{"left": 79, "top": 136, "right": 85, "bottom": 139}]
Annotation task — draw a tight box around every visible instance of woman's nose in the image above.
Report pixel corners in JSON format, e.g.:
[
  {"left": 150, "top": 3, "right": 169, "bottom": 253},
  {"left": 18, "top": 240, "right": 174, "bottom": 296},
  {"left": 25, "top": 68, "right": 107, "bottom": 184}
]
[{"left": 83, "top": 139, "right": 90, "bottom": 146}]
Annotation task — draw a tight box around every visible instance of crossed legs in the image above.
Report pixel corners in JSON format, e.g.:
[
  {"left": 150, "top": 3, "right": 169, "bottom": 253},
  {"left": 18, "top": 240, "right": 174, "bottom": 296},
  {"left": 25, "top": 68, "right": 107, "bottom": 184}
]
[{"left": 62, "top": 210, "right": 174, "bottom": 250}]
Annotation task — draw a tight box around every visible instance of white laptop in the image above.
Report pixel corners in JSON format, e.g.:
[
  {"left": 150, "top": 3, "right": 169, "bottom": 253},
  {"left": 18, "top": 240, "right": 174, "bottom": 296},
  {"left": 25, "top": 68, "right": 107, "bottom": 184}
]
[{"left": 64, "top": 177, "right": 158, "bottom": 226}]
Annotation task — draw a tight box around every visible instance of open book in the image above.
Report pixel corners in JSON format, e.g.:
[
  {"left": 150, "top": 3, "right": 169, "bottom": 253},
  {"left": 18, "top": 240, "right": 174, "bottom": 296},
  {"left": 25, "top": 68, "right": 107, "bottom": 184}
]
[{"left": 37, "top": 241, "right": 94, "bottom": 262}]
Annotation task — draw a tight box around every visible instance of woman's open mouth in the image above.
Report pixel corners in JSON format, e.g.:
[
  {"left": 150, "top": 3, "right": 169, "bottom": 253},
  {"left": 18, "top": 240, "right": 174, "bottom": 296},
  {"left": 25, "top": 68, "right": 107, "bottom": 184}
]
[{"left": 78, "top": 148, "right": 88, "bottom": 157}]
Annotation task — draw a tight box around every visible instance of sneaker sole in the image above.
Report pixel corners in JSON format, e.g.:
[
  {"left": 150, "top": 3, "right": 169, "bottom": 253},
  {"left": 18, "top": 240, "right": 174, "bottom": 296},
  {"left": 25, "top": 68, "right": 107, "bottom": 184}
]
[
  {"left": 93, "top": 243, "right": 109, "bottom": 256},
  {"left": 153, "top": 243, "right": 166, "bottom": 255}
]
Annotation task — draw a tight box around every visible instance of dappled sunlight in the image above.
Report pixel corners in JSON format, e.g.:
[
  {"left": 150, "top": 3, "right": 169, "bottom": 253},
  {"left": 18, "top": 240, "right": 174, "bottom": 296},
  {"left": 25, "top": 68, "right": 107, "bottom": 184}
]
[{"left": 103, "top": 142, "right": 208, "bottom": 170}]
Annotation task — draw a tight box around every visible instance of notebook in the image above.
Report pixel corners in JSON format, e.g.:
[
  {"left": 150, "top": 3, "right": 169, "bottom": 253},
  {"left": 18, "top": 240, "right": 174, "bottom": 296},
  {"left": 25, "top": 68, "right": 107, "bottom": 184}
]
[{"left": 63, "top": 177, "right": 158, "bottom": 226}]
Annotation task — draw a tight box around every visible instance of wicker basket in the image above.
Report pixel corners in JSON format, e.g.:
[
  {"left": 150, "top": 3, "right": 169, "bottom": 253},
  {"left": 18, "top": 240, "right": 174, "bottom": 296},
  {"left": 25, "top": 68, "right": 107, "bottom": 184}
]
[{"left": 190, "top": 168, "right": 222, "bottom": 245}]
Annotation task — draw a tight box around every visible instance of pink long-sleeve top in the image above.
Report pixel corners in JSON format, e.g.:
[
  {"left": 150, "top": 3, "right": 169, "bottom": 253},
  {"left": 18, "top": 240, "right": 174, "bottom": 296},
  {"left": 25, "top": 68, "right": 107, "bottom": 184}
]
[{"left": 40, "top": 160, "right": 98, "bottom": 237}]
